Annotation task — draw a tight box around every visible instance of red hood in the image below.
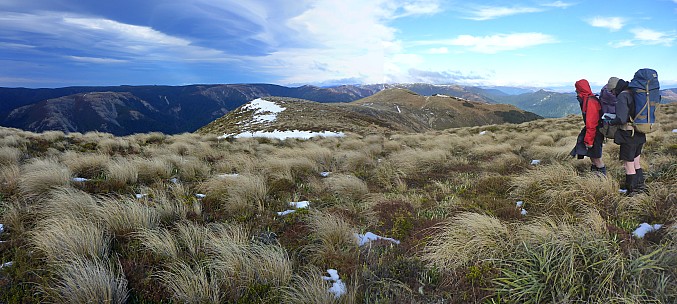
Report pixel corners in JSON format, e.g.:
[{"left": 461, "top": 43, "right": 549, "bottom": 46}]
[{"left": 575, "top": 79, "right": 593, "bottom": 99}]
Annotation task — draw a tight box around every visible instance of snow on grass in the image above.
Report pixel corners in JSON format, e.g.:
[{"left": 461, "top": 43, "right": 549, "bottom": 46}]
[
  {"left": 0, "top": 261, "right": 12, "bottom": 269},
  {"left": 632, "top": 223, "right": 663, "bottom": 238},
  {"left": 242, "top": 98, "right": 285, "bottom": 125},
  {"left": 277, "top": 200, "right": 311, "bottom": 216},
  {"left": 320, "top": 171, "right": 331, "bottom": 177},
  {"left": 0, "top": 224, "right": 4, "bottom": 234},
  {"left": 530, "top": 159, "right": 541, "bottom": 165},
  {"left": 71, "top": 177, "right": 89, "bottom": 182},
  {"left": 355, "top": 232, "right": 400, "bottom": 246},
  {"left": 322, "top": 269, "right": 347, "bottom": 298},
  {"left": 233, "top": 130, "right": 345, "bottom": 140}
]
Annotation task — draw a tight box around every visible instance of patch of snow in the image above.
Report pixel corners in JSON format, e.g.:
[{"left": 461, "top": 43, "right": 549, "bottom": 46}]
[
  {"left": 234, "top": 130, "right": 345, "bottom": 140},
  {"left": 479, "top": 131, "right": 487, "bottom": 135},
  {"left": 195, "top": 194, "right": 206, "bottom": 199},
  {"left": 71, "top": 177, "right": 89, "bottom": 182},
  {"left": 135, "top": 194, "right": 147, "bottom": 199},
  {"left": 170, "top": 177, "right": 179, "bottom": 184},
  {"left": 673, "top": 129, "right": 677, "bottom": 133},
  {"left": 355, "top": 232, "right": 400, "bottom": 246},
  {"left": 530, "top": 160, "right": 541, "bottom": 165},
  {"left": 241, "top": 98, "right": 285, "bottom": 125},
  {"left": 516, "top": 201, "right": 523, "bottom": 208},
  {"left": 395, "top": 105, "right": 401, "bottom": 113},
  {"left": 632, "top": 223, "right": 663, "bottom": 238},
  {"left": 323, "top": 269, "right": 347, "bottom": 299},
  {"left": 217, "top": 173, "right": 239, "bottom": 178},
  {"left": 0, "top": 261, "right": 12, "bottom": 269},
  {"left": 436, "top": 94, "right": 450, "bottom": 97},
  {"left": 619, "top": 189, "right": 628, "bottom": 194},
  {"left": 289, "top": 201, "right": 310, "bottom": 209},
  {"left": 0, "top": 224, "right": 4, "bottom": 233},
  {"left": 320, "top": 171, "right": 331, "bottom": 177},
  {"left": 520, "top": 209, "right": 528, "bottom": 216},
  {"left": 277, "top": 201, "right": 311, "bottom": 216},
  {"left": 277, "top": 210, "right": 296, "bottom": 216}
]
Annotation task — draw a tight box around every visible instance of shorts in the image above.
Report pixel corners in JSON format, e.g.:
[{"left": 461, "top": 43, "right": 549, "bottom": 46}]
[
  {"left": 586, "top": 130, "right": 604, "bottom": 159},
  {"left": 614, "top": 129, "right": 646, "bottom": 161}
]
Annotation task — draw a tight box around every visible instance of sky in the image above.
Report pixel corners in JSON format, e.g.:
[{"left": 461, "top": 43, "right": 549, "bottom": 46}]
[{"left": 1, "top": 0, "right": 676, "bottom": 90}]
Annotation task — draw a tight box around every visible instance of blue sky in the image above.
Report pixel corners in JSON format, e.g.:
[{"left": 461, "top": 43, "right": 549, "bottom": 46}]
[{"left": 1, "top": 0, "right": 676, "bottom": 90}]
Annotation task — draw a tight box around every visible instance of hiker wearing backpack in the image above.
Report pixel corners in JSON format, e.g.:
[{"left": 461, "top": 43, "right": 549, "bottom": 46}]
[
  {"left": 570, "top": 79, "right": 606, "bottom": 175},
  {"left": 605, "top": 72, "right": 657, "bottom": 195}
]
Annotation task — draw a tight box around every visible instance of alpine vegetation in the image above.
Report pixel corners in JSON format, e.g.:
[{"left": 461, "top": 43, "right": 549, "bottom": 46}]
[{"left": 0, "top": 103, "right": 676, "bottom": 303}]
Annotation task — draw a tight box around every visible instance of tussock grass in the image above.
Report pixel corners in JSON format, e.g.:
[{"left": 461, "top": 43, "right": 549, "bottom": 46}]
[
  {"left": 305, "top": 211, "right": 358, "bottom": 268},
  {"left": 61, "top": 151, "right": 110, "bottom": 179},
  {"left": 19, "top": 158, "right": 71, "bottom": 199},
  {"left": 0, "top": 163, "right": 20, "bottom": 195},
  {"left": 422, "top": 212, "right": 513, "bottom": 269},
  {"left": 511, "top": 163, "right": 620, "bottom": 217},
  {"left": 44, "top": 257, "right": 128, "bottom": 304},
  {"left": 31, "top": 217, "right": 111, "bottom": 263},
  {"left": 387, "top": 148, "right": 448, "bottom": 176},
  {"left": 134, "top": 157, "right": 174, "bottom": 184},
  {"left": 105, "top": 157, "right": 139, "bottom": 189},
  {"left": 158, "top": 261, "right": 222, "bottom": 303},
  {"left": 40, "top": 188, "right": 99, "bottom": 221},
  {"left": 325, "top": 174, "right": 369, "bottom": 203},
  {"left": 97, "top": 196, "right": 160, "bottom": 236},
  {"left": 167, "top": 155, "right": 210, "bottom": 182},
  {"left": 135, "top": 227, "right": 180, "bottom": 260},
  {"left": 496, "top": 213, "right": 674, "bottom": 303},
  {"left": 280, "top": 268, "right": 357, "bottom": 304},
  {"left": 0, "top": 146, "right": 22, "bottom": 166},
  {"left": 200, "top": 173, "right": 268, "bottom": 214}
]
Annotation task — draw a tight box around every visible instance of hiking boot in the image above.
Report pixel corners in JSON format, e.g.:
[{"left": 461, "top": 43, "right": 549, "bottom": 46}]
[
  {"left": 624, "top": 174, "right": 638, "bottom": 196},
  {"left": 635, "top": 168, "right": 648, "bottom": 194},
  {"left": 597, "top": 166, "right": 607, "bottom": 176}
]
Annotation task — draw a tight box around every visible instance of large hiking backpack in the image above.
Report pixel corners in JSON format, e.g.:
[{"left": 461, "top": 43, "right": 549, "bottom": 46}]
[
  {"left": 599, "top": 86, "right": 617, "bottom": 115},
  {"left": 628, "top": 68, "right": 660, "bottom": 133},
  {"left": 598, "top": 86, "right": 618, "bottom": 139}
]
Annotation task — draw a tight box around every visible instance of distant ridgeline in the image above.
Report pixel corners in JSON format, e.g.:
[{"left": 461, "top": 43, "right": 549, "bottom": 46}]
[{"left": 1, "top": 84, "right": 674, "bottom": 135}]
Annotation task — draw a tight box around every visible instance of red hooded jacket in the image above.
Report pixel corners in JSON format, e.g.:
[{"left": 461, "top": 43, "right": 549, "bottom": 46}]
[{"left": 575, "top": 79, "right": 601, "bottom": 147}]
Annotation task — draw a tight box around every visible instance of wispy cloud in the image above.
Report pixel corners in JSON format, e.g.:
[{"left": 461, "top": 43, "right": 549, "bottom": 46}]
[
  {"left": 464, "top": 6, "right": 543, "bottom": 21},
  {"left": 419, "top": 33, "right": 558, "bottom": 54},
  {"left": 427, "top": 47, "right": 448, "bottom": 54},
  {"left": 542, "top": 1, "right": 575, "bottom": 8},
  {"left": 630, "top": 28, "right": 676, "bottom": 46},
  {"left": 587, "top": 16, "right": 626, "bottom": 31},
  {"left": 67, "top": 56, "right": 128, "bottom": 64},
  {"left": 610, "top": 28, "right": 676, "bottom": 48}
]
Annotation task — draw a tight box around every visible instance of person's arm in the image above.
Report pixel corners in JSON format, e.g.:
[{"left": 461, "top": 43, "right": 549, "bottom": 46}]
[
  {"left": 584, "top": 97, "right": 600, "bottom": 147},
  {"left": 610, "top": 91, "right": 631, "bottom": 125}
]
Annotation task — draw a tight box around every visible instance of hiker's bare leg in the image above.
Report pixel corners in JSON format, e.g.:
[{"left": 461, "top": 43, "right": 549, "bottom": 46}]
[
  {"left": 624, "top": 161, "right": 636, "bottom": 175},
  {"left": 591, "top": 157, "right": 604, "bottom": 168},
  {"left": 633, "top": 155, "right": 641, "bottom": 170}
]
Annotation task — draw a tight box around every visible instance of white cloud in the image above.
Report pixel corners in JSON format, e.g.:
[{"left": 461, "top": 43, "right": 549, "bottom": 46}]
[
  {"left": 587, "top": 17, "right": 626, "bottom": 31},
  {"left": 255, "top": 0, "right": 444, "bottom": 85},
  {"left": 67, "top": 56, "right": 128, "bottom": 63},
  {"left": 542, "top": 1, "right": 574, "bottom": 8},
  {"left": 0, "top": 12, "right": 233, "bottom": 63},
  {"left": 464, "top": 6, "right": 543, "bottom": 21},
  {"left": 427, "top": 47, "right": 448, "bottom": 54},
  {"left": 423, "top": 33, "right": 558, "bottom": 54},
  {"left": 630, "top": 28, "right": 676, "bottom": 46},
  {"left": 612, "top": 28, "right": 677, "bottom": 48}
]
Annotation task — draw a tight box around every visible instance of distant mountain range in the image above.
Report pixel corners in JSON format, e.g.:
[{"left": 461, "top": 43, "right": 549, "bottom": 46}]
[{"left": 1, "top": 84, "right": 674, "bottom": 135}]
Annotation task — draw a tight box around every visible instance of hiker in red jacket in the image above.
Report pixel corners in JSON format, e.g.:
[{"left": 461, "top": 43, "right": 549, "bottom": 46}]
[{"left": 570, "top": 79, "right": 606, "bottom": 175}]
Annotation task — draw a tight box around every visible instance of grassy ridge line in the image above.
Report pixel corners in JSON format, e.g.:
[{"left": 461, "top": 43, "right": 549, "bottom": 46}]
[{"left": 0, "top": 103, "right": 674, "bottom": 303}]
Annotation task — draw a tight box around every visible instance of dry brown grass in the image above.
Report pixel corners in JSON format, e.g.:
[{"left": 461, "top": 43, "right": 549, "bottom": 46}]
[
  {"left": 0, "top": 163, "right": 21, "bottom": 195},
  {"left": 135, "top": 227, "right": 180, "bottom": 260},
  {"left": 305, "top": 211, "right": 358, "bottom": 268},
  {"left": 422, "top": 212, "right": 513, "bottom": 269},
  {"left": 31, "top": 216, "right": 111, "bottom": 263},
  {"left": 61, "top": 151, "right": 110, "bottom": 179},
  {"left": 105, "top": 157, "right": 139, "bottom": 189},
  {"left": 157, "top": 261, "right": 222, "bottom": 303},
  {"left": 0, "top": 146, "right": 22, "bottom": 166},
  {"left": 97, "top": 196, "right": 160, "bottom": 236},
  {"left": 44, "top": 257, "right": 128, "bottom": 304},
  {"left": 324, "top": 174, "right": 369, "bottom": 203},
  {"left": 19, "top": 158, "right": 71, "bottom": 199}
]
